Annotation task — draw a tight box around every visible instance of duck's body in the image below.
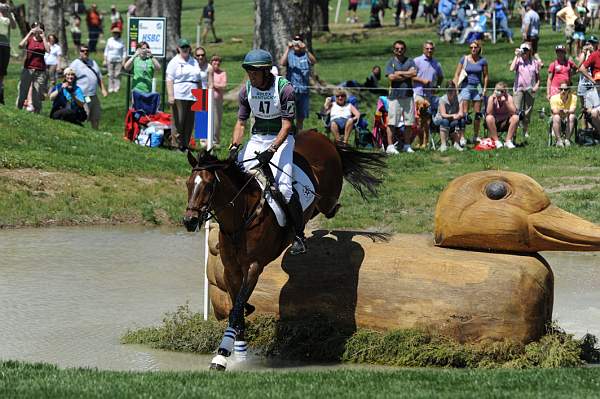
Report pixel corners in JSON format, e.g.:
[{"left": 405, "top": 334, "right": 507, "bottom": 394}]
[{"left": 206, "top": 171, "right": 600, "bottom": 343}]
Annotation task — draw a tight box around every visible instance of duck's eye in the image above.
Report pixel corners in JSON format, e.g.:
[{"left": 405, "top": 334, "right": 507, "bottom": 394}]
[{"left": 485, "top": 181, "right": 509, "bottom": 200}]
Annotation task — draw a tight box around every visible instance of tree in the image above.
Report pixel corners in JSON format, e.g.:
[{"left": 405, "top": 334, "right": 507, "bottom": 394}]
[
  {"left": 26, "top": 0, "right": 67, "bottom": 58},
  {"left": 135, "top": 0, "right": 181, "bottom": 58},
  {"left": 254, "top": 0, "right": 315, "bottom": 64},
  {"left": 312, "top": 0, "right": 329, "bottom": 33}
]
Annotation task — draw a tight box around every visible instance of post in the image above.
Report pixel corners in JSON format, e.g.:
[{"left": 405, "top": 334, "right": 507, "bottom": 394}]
[
  {"left": 203, "top": 88, "right": 214, "bottom": 321},
  {"left": 492, "top": 10, "right": 497, "bottom": 44},
  {"left": 335, "top": 0, "right": 342, "bottom": 24},
  {"left": 125, "top": 73, "right": 131, "bottom": 111},
  {"left": 196, "top": 23, "right": 201, "bottom": 48}
]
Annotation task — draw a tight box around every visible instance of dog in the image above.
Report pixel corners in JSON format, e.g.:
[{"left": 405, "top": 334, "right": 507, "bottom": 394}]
[{"left": 413, "top": 96, "right": 431, "bottom": 149}]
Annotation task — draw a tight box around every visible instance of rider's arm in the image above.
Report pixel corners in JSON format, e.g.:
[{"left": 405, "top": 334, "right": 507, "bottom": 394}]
[{"left": 231, "top": 120, "right": 246, "bottom": 146}]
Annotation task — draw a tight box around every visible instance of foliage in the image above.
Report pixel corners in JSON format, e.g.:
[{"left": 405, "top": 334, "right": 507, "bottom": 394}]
[{"left": 122, "top": 306, "right": 600, "bottom": 369}]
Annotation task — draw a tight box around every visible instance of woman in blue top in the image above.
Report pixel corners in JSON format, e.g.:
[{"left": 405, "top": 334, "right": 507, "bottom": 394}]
[
  {"left": 453, "top": 41, "right": 488, "bottom": 143},
  {"left": 48, "top": 67, "right": 87, "bottom": 125}
]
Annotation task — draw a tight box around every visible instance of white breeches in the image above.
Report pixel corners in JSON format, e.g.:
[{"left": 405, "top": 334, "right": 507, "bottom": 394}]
[{"left": 238, "top": 134, "right": 294, "bottom": 202}]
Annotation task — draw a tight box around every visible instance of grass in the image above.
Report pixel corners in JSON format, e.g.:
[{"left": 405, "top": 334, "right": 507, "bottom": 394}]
[
  {"left": 3, "top": 360, "right": 600, "bottom": 398},
  {"left": 122, "top": 304, "right": 600, "bottom": 369}
]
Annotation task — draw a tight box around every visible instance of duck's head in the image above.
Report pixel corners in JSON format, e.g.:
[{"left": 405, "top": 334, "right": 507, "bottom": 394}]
[{"left": 434, "top": 171, "right": 600, "bottom": 252}]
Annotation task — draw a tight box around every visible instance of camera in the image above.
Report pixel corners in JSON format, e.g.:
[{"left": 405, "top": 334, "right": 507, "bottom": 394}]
[{"left": 291, "top": 40, "right": 301, "bottom": 46}]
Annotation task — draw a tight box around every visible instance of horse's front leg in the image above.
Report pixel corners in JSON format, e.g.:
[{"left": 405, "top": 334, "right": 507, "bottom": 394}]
[{"left": 210, "top": 261, "right": 263, "bottom": 371}]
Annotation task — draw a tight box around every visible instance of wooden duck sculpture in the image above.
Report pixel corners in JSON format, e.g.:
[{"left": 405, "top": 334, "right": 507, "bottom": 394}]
[{"left": 205, "top": 171, "right": 600, "bottom": 344}]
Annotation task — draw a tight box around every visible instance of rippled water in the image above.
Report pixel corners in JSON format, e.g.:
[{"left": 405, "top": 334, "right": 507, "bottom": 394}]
[{"left": 0, "top": 226, "right": 599, "bottom": 371}]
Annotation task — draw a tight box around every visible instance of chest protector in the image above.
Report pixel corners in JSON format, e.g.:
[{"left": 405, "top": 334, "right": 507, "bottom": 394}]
[{"left": 247, "top": 76, "right": 287, "bottom": 135}]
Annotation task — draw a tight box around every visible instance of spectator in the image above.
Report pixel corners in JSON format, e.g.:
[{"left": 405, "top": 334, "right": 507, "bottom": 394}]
[
  {"left": 17, "top": 22, "right": 49, "bottom": 113},
  {"left": 521, "top": 1, "right": 540, "bottom": 56},
  {"left": 485, "top": 82, "right": 519, "bottom": 149},
  {"left": 69, "top": 44, "right": 108, "bottom": 130},
  {"left": 441, "top": 10, "right": 463, "bottom": 42},
  {"left": 363, "top": 65, "right": 385, "bottom": 94},
  {"left": 86, "top": 3, "right": 103, "bottom": 53},
  {"left": 123, "top": 41, "right": 161, "bottom": 94},
  {"left": 385, "top": 39, "right": 417, "bottom": 154},
  {"left": 44, "top": 34, "right": 62, "bottom": 89},
  {"left": 127, "top": 3, "right": 136, "bottom": 17},
  {"left": 550, "top": 0, "right": 562, "bottom": 31},
  {"left": 194, "top": 46, "right": 214, "bottom": 89},
  {"left": 73, "top": 0, "right": 86, "bottom": 15},
  {"left": 557, "top": 0, "right": 577, "bottom": 52},
  {"left": 103, "top": 27, "right": 125, "bottom": 93},
  {"left": 0, "top": 2, "right": 16, "bottom": 105},
  {"left": 590, "top": 0, "right": 600, "bottom": 29},
  {"left": 166, "top": 38, "right": 200, "bottom": 151},
  {"left": 453, "top": 40, "right": 488, "bottom": 143},
  {"left": 578, "top": 36, "right": 600, "bottom": 97},
  {"left": 433, "top": 81, "right": 465, "bottom": 152},
  {"left": 547, "top": 44, "right": 576, "bottom": 99},
  {"left": 201, "top": 0, "right": 220, "bottom": 44},
  {"left": 109, "top": 4, "right": 123, "bottom": 31},
  {"left": 493, "top": 0, "right": 514, "bottom": 43},
  {"left": 211, "top": 55, "right": 226, "bottom": 146},
  {"left": 71, "top": 15, "right": 82, "bottom": 49},
  {"left": 577, "top": 36, "right": 600, "bottom": 111},
  {"left": 413, "top": 41, "right": 444, "bottom": 104},
  {"left": 280, "top": 34, "right": 317, "bottom": 131},
  {"left": 365, "top": 0, "right": 383, "bottom": 28},
  {"left": 549, "top": 82, "right": 577, "bottom": 147},
  {"left": 323, "top": 88, "right": 361, "bottom": 144},
  {"left": 459, "top": 15, "right": 484, "bottom": 44},
  {"left": 510, "top": 42, "right": 540, "bottom": 138},
  {"left": 572, "top": 7, "right": 587, "bottom": 55},
  {"left": 347, "top": 0, "right": 359, "bottom": 23},
  {"left": 49, "top": 67, "right": 87, "bottom": 125}
]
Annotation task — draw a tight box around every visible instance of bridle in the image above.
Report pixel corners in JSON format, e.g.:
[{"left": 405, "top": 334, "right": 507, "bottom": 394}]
[{"left": 186, "top": 165, "right": 264, "bottom": 230}]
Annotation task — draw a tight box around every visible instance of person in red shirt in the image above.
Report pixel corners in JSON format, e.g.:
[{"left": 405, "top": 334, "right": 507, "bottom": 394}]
[
  {"left": 86, "top": 3, "right": 103, "bottom": 52},
  {"left": 578, "top": 45, "right": 600, "bottom": 82},
  {"left": 547, "top": 44, "right": 577, "bottom": 99},
  {"left": 17, "top": 21, "right": 49, "bottom": 113}
]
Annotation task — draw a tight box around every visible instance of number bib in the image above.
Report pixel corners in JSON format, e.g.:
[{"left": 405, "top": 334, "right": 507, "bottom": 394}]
[{"left": 247, "top": 76, "right": 284, "bottom": 135}]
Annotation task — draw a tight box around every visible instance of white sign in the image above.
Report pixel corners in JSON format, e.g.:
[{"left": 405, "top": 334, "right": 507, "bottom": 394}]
[{"left": 127, "top": 17, "right": 167, "bottom": 58}]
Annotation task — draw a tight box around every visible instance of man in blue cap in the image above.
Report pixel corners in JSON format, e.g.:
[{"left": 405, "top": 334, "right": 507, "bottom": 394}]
[{"left": 229, "top": 49, "right": 307, "bottom": 255}]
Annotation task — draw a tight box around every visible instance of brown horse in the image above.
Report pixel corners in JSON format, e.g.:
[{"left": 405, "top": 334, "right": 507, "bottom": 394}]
[{"left": 183, "top": 129, "right": 385, "bottom": 370}]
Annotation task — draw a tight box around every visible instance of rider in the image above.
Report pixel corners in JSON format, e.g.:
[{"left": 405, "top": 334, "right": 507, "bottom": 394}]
[{"left": 228, "top": 49, "right": 307, "bottom": 255}]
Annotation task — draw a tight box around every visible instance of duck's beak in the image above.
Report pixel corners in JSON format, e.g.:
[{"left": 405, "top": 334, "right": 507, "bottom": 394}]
[{"left": 528, "top": 205, "right": 600, "bottom": 251}]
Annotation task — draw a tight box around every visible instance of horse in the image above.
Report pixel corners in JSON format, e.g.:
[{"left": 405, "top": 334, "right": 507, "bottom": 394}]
[{"left": 183, "top": 129, "right": 385, "bottom": 370}]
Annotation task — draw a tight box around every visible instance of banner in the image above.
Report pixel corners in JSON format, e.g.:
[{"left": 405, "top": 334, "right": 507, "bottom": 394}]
[{"left": 127, "top": 17, "right": 167, "bottom": 58}]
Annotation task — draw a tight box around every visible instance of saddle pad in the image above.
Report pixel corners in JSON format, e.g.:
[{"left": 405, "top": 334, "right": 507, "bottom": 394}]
[{"left": 256, "top": 164, "right": 315, "bottom": 227}]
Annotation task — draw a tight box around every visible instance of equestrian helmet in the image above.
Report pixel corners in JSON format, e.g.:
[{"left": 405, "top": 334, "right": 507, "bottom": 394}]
[{"left": 242, "top": 49, "right": 273, "bottom": 70}]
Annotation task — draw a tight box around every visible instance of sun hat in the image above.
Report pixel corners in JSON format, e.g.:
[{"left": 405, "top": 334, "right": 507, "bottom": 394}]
[{"left": 555, "top": 44, "right": 566, "bottom": 51}]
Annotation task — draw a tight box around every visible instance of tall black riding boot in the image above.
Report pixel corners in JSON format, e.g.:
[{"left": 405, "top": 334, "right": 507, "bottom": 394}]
[
  {"left": 0, "top": 85, "right": 4, "bottom": 105},
  {"left": 286, "top": 191, "right": 307, "bottom": 255}
]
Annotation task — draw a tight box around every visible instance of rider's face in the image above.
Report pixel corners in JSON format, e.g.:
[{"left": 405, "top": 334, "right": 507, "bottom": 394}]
[{"left": 247, "top": 69, "right": 267, "bottom": 88}]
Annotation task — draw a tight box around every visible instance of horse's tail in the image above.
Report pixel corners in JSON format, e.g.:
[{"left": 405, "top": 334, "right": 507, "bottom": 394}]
[{"left": 335, "top": 143, "right": 386, "bottom": 201}]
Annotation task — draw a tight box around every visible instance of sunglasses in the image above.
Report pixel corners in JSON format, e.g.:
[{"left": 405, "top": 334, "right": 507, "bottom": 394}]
[
  {"left": 424, "top": 47, "right": 434, "bottom": 51},
  {"left": 336, "top": 95, "right": 347, "bottom": 98},
  {"left": 560, "top": 88, "right": 570, "bottom": 91},
  {"left": 470, "top": 46, "right": 479, "bottom": 49},
  {"left": 195, "top": 53, "right": 206, "bottom": 57},
  {"left": 80, "top": 49, "right": 89, "bottom": 53}
]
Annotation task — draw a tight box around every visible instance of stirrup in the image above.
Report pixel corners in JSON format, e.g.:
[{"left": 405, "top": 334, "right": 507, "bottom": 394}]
[{"left": 290, "top": 236, "right": 307, "bottom": 255}]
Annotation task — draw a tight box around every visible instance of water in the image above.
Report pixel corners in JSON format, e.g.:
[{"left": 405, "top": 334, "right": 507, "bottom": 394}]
[{"left": 0, "top": 226, "right": 599, "bottom": 371}]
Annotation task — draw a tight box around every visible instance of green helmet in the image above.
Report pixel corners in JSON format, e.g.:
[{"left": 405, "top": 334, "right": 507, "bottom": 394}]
[
  {"left": 242, "top": 49, "right": 273, "bottom": 70},
  {"left": 588, "top": 35, "right": 599, "bottom": 44}
]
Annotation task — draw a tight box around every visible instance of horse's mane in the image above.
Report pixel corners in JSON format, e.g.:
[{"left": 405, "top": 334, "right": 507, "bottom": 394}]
[{"left": 196, "top": 149, "right": 258, "bottom": 189}]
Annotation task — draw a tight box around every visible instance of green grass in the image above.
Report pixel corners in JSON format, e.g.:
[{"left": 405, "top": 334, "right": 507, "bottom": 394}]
[{"left": 2, "top": 360, "right": 600, "bottom": 399}]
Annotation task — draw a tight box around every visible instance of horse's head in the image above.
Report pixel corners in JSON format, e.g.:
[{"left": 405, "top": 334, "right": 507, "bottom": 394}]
[{"left": 183, "top": 150, "right": 228, "bottom": 232}]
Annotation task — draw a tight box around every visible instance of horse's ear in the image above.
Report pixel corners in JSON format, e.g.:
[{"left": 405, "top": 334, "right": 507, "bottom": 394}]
[{"left": 187, "top": 150, "right": 197, "bottom": 168}]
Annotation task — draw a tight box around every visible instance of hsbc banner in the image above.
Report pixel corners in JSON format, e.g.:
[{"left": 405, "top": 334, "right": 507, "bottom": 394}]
[{"left": 127, "top": 17, "right": 167, "bottom": 58}]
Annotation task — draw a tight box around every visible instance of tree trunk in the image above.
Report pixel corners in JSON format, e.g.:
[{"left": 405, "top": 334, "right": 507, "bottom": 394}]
[
  {"left": 254, "top": 0, "right": 313, "bottom": 65},
  {"left": 312, "top": 0, "right": 329, "bottom": 32},
  {"left": 135, "top": 0, "right": 180, "bottom": 59},
  {"left": 27, "top": 0, "right": 42, "bottom": 23},
  {"left": 42, "top": 0, "right": 68, "bottom": 61}
]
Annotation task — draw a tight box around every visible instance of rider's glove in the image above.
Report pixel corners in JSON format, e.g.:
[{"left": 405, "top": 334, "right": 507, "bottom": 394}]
[
  {"left": 256, "top": 148, "right": 275, "bottom": 168},
  {"left": 228, "top": 143, "right": 240, "bottom": 162}
]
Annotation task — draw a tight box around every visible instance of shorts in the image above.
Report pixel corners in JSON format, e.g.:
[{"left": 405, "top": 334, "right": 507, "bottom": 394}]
[
  {"left": 492, "top": 118, "right": 511, "bottom": 133},
  {"left": 203, "top": 18, "right": 213, "bottom": 26},
  {"left": 434, "top": 118, "right": 465, "bottom": 132},
  {"left": 85, "top": 94, "right": 102, "bottom": 125},
  {"left": 332, "top": 117, "right": 350, "bottom": 130},
  {"left": 564, "top": 25, "right": 574, "bottom": 39},
  {"left": 388, "top": 97, "right": 415, "bottom": 127},
  {"left": 294, "top": 91, "right": 310, "bottom": 120},
  {"left": 459, "top": 85, "right": 483, "bottom": 102},
  {"left": 348, "top": 2, "right": 358, "bottom": 11},
  {"left": 513, "top": 90, "right": 535, "bottom": 123},
  {"left": 0, "top": 44, "right": 9, "bottom": 76},
  {"left": 573, "top": 31, "right": 585, "bottom": 41}
]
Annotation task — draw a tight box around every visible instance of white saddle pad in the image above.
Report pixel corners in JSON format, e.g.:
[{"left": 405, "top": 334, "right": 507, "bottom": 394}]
[{"left": 256, "top": 164, "right": 316, "bottom": 227}]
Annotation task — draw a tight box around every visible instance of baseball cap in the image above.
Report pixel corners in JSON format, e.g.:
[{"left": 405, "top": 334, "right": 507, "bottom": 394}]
[
  {"left": 520, "top": 43, "right": 531, "bottom": 51},
  {"left": 177, "top": 38, "right": 191, "bottom": 48},
  {"left": 555, "top": 44, "right": 566, "bottom": 51}
]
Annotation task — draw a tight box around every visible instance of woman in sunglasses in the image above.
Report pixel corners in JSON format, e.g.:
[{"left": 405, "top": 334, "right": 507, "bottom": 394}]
[
  {"left": 453, "top": 40, "right": 488, "bottom": 144},
  {"left": 17, "top": 21, "right": 49, "bottom": 113},
  {"left": 549, "top": 82, "right": 578, "bottom": 147},
  {"left": 194, "top": 46, "right": 214, "bottom": 90}
]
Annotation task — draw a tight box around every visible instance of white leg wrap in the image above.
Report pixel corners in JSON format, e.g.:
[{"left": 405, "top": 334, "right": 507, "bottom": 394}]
[
  {"left": 218, "top": 327, "right": 236, "bottom": 354},
  {"left": 234, "top": 340, "right": 248, "bottom": 360},
  {"left": 210, "top": 354, "right": 228, "bottom": 370}
]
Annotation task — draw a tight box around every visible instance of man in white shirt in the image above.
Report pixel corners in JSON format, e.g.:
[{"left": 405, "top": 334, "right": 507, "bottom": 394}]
[
  {"left": 69, "top": 44, "right": 108, "bottom": 129},
  {"left": 0, "top": 3, "right": 16, "bottom": 105}
]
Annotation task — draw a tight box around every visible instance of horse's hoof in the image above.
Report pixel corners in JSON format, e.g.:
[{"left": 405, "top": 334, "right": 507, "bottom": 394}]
[
  {"left": 209, "top": 354, "right": 227, "bottom": 371},
  {"left": 244, "top": 303, "right": 255, "bottom": 316}
]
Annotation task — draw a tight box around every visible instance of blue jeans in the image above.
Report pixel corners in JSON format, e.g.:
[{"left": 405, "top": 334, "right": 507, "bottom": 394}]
[
  {"left": 495, "top": 17, "right": 513, "bottom": 40},
  {"left": 434, "top": 118, "right": 465, "bottom": 131}
]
